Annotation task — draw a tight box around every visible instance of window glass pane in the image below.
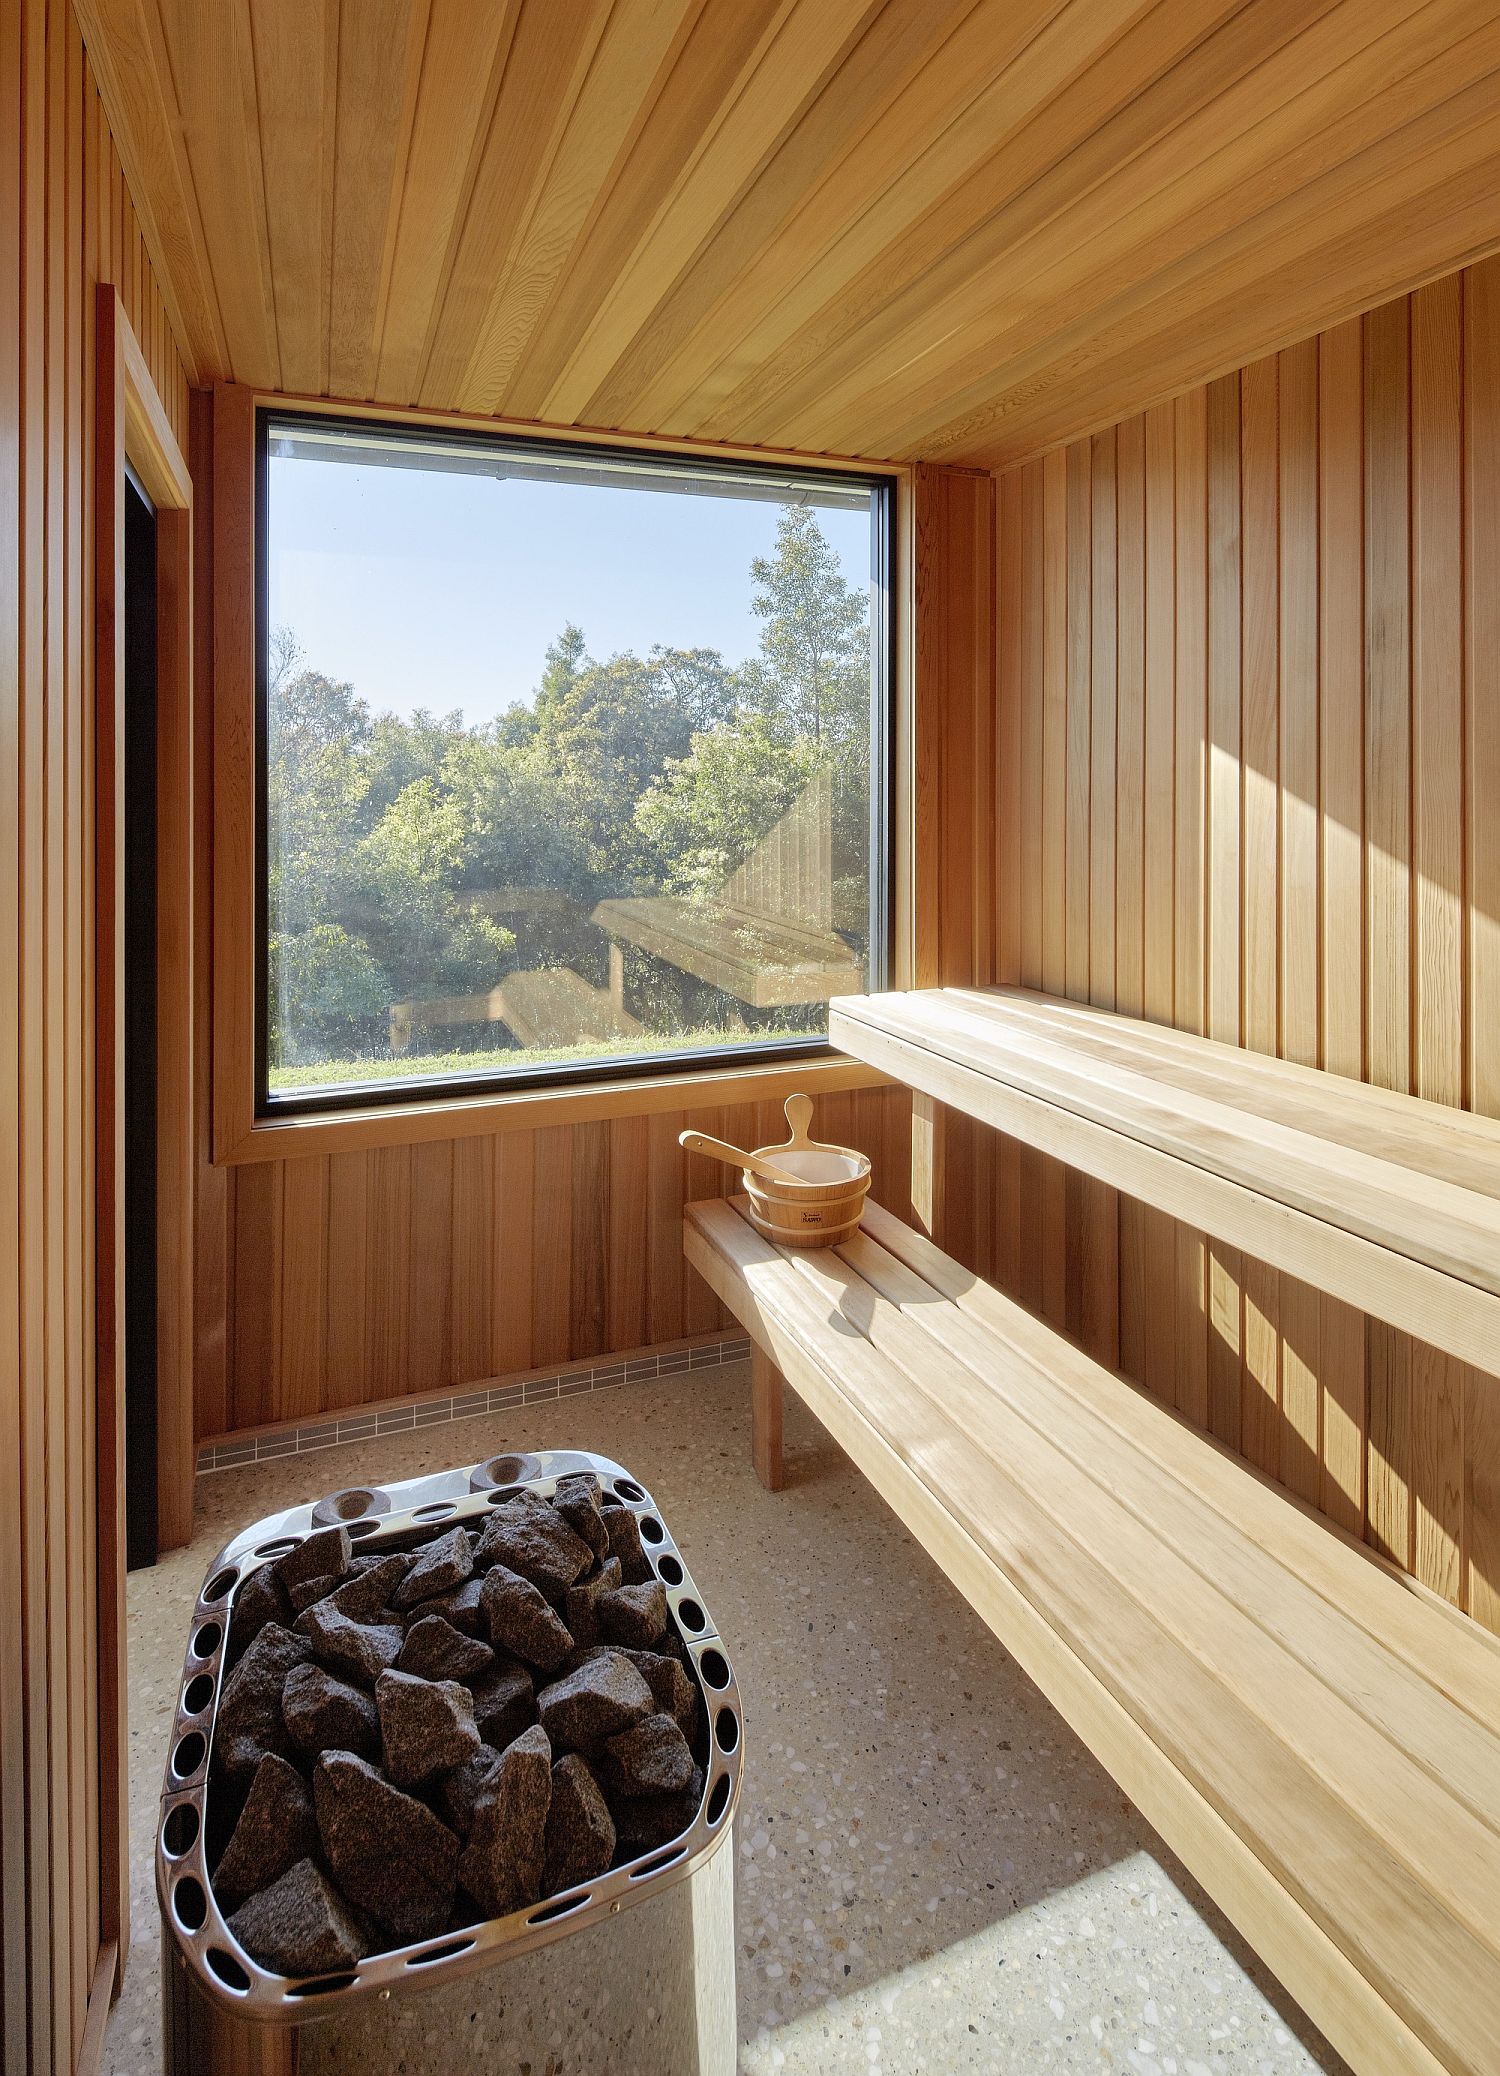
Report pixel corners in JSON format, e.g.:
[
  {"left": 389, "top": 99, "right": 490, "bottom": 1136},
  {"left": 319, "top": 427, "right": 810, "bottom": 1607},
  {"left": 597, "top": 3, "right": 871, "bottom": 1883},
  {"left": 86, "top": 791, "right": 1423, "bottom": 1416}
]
[{"left": 261, "top": 418, "right": 886, "bottom": 1105}]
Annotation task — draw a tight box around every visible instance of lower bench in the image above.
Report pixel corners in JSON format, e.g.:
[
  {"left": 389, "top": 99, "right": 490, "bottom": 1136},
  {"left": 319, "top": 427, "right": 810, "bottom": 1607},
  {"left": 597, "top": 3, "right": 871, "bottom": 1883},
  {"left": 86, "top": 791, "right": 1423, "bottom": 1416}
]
[{"left": 683, "top": 1193, "right": 1500, "bottom": 2076}]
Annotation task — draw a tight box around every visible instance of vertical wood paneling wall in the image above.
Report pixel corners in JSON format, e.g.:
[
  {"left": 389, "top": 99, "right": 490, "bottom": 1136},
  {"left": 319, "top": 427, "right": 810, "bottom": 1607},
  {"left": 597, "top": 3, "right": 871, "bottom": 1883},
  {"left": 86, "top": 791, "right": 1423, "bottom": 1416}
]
[
  {"left": 989, "top": 257, "right": 1500, "bottom": 1635},
  {"left": 1, "top": 2, "right": 189, "bottom": 2069},
  {"left": 206, "top": 1087, "right": 912, "bottom": 1437},
  {"left": 910, "top": 461, "right": 1000, "bottom": 1260}
]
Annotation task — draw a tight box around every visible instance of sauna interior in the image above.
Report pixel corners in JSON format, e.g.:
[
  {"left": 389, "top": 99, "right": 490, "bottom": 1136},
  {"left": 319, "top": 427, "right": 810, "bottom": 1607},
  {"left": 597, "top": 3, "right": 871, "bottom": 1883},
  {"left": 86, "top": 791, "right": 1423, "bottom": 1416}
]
[{"left": 5, "top": 3, "right": 1500, "bottom": 2072}]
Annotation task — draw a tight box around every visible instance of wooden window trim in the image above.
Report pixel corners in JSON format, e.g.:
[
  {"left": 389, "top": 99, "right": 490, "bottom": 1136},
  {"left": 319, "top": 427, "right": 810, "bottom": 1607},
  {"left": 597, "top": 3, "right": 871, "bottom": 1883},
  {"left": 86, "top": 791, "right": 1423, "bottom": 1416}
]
[{"left": 210, "top": 385, "right": 915, "bottom": 1166}]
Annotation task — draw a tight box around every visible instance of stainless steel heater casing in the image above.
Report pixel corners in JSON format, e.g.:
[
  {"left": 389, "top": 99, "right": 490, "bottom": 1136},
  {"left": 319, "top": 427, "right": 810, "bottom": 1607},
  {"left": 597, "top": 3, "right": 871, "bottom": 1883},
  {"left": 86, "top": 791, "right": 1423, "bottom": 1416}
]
[{"left": 156, "top": 1450, "right": 744, "bottom": 2033}]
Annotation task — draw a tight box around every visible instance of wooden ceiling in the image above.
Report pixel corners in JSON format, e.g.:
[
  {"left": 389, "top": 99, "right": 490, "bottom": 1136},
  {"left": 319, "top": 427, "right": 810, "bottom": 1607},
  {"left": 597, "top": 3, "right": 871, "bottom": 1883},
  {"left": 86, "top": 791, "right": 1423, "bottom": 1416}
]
[{"left": 76, "top": 0, "right": 1500, "bottom": 468}]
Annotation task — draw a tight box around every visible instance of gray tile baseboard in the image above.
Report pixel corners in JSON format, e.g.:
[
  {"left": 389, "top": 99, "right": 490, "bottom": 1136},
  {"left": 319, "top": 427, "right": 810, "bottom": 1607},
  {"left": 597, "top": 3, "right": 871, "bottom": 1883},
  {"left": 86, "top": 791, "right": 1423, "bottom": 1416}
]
[{"left": 195, "top": 1333, "right": 753, "bottom": 1474}]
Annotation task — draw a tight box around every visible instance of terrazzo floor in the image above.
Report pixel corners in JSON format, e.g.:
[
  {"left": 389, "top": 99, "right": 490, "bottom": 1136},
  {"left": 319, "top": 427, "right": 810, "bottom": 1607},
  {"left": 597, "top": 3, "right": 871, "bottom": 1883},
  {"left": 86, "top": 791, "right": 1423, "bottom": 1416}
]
[{"left": 106, "top": 1363, "right": 1348, "bottom": 2076}]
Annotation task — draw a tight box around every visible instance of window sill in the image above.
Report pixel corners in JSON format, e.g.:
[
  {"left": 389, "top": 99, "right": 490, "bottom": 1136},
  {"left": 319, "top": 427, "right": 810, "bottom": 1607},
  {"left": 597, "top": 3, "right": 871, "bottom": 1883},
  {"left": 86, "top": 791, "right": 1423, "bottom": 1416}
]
[{"left": 217, "top": 1050, "right": 890, "bottom": 1164}]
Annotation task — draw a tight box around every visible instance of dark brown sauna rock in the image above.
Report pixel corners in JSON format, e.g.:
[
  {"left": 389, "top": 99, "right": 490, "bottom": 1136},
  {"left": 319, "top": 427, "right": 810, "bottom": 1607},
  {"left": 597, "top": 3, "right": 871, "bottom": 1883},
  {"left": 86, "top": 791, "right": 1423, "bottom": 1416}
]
[
  {"left": 617, "top": 1646, "right": 699, "bottom": 1739},
  {"left": 456, "top": 1724, "right": 552, "bottom": 1918},
  {"left": 541, "top": 1754, "right": 615, "bottom": 1895},
  {"left": 480, "top": 1564, "right": 573, "bottom": 1673},
  {"left": 597, "top": 1580, "right": 669, "bottom": 1650},
  {"left": 216, "top": 1623, "right": 312, "bottom": 1775},
  {"left": 286, "top": 1574, "right": 341, "bottom": 1615},
  {"left": 375, "top": 1669, "right": 481, "bottom": 1788},
  {"left": 470, "top": 1660, "right": 536, "bottom": 1750},
  {"left": 226, "top": 1859, "right": 366, "bottom": 1977},
  {"left": 397, "top": 1613, "right": 494, "bottom": 1684},
  {"left": 551, "top": 1473, "right": 610, "bottom": 1562},
  {"left": 439, "top": 1747, "right": 503, "bottom": 1839},
  {"left": 475, "top": 1491, "right": 592, "bottom": 1602},
  {"left": 281, "top": 1661, "right": 380, "bottom": 1760},
  {"left": 612, "top": 1767, "right": 705, "bottom": 1860},
  {"left": 285, "top": 1551, "right": 390, "bottom": 1621},
  {"left": 272, "top": 1526, "right": 352, "bottom": 1596},
  {"left": 297, "top": 1553, "right": 411, "bottom": 1626},
  {"left": 299, "top": 1601, "right": 405, "bottom": 1688},
  {"left": 603, "top": 1712, "right": 696, "bottom": 1799},
  {"left": 419, "top": 1574, "right": 485, "bottom": 1638},
  {"left": 600, "top": 1504, "right": 655, "bottom": 1585},
  {"left": 212, "top": 1753, "right": 319, "bottom": 1909},
  {"left": 536, "top": 1650, "right": 653, "bottom": 1757},
  {"left": 314, "top": 1751, "right": 459, "bottom": 1944},
  {"left": 562, "top": 1557, "right": 623, "bottom": 1649},
  {"left": 230, "top": 1563, "right": 292, "bottom": 1655},
  {"left": 392, "top": 1527, "right": 472, "bottom": 1610}
]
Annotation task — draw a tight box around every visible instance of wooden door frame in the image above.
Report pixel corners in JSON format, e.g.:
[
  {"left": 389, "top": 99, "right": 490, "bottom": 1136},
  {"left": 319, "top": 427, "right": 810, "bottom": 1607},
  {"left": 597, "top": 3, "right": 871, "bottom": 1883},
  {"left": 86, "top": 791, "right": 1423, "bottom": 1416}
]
[{"left": 93, "top": 282, "right": 192, "bottom": 1998}]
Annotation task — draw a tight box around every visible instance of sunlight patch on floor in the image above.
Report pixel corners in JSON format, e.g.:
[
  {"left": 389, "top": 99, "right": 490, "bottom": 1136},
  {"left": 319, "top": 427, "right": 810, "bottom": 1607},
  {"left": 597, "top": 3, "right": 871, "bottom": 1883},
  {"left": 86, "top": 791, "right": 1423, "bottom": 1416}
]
[{"left": 740, "top": 1852, "right": 1312, "bottom": 2075}]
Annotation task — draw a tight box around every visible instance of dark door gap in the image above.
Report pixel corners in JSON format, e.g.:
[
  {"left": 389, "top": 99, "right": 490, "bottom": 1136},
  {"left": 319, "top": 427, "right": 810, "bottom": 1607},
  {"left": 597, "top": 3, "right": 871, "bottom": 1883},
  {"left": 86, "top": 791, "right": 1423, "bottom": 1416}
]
[{"left": 124, "top": 464, "right": 158, "bottom": 1572}]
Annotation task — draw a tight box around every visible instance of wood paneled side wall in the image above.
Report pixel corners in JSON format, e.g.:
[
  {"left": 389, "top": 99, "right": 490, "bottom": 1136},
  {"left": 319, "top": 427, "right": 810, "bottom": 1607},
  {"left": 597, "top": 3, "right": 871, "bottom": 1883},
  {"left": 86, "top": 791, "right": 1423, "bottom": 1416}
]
[
  {"left": 1, "top": 2, "right": 189, "bottom": 2071},
  {"left": 205, "top": 1086, "right": 911, "bottom": 1438},
  {"left": 989, "top": 256, "right": 1500, "bottom": 1633}
]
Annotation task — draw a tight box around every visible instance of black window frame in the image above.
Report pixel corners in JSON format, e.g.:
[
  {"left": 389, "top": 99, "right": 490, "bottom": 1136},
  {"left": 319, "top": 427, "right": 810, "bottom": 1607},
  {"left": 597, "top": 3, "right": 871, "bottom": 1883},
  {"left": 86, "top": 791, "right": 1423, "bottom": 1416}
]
[{"left": 254, "top": 408, "right": 896, "bottom": 1118}]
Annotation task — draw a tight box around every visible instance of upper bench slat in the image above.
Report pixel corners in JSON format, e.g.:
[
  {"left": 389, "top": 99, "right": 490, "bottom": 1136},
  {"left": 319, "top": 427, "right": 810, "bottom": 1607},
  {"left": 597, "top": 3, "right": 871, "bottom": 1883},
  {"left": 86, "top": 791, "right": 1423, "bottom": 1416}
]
[{"left": 829, "top": 987, "right": 1500, "bottom": 1374}]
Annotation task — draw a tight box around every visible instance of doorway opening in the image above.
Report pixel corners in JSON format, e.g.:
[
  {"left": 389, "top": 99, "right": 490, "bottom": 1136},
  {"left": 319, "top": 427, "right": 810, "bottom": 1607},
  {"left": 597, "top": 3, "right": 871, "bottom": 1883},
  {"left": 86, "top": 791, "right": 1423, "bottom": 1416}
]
[{"left": 124, "top": 464, "right": 158, "bottom": 1572}]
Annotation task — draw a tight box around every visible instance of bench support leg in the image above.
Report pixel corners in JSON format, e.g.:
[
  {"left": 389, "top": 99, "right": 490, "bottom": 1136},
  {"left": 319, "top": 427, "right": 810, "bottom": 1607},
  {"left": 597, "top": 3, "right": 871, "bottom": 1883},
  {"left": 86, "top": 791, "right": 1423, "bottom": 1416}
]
[
  {"left": 911, "top": 1092, "right": 947, "bottom": 1246},
  {"left": 751, "top": 1345, "right": 786, "bottom": 1491}
]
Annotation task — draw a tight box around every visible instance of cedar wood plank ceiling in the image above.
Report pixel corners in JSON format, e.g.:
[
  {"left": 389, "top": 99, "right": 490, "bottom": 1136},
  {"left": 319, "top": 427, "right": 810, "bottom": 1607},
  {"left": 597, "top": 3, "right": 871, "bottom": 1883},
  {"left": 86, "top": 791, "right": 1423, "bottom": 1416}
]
[{"left": 72, "top": 0, "right": 1500, "bottom": 468}]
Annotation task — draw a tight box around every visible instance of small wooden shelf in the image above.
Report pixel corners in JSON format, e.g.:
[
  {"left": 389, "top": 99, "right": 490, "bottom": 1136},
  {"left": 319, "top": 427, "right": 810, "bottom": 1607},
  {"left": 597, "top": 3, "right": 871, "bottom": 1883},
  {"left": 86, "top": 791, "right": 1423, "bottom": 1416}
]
[{"left": 830, "top": 986, "right": 1500, "bottom": 1375}]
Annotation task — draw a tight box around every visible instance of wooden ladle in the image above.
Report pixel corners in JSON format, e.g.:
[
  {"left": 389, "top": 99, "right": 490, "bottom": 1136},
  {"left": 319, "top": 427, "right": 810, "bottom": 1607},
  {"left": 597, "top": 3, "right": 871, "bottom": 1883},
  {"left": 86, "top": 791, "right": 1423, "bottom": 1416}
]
[{"left": 677, "top": 1128, "right": 810, "bottom": 1190}]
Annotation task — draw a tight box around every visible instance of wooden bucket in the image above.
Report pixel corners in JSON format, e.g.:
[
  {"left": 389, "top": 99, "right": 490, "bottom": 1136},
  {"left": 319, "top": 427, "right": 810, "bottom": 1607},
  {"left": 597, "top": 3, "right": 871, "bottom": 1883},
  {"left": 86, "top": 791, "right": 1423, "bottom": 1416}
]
[{"left": 741, "top": 1095, "right": 871, "bottom": 1249}]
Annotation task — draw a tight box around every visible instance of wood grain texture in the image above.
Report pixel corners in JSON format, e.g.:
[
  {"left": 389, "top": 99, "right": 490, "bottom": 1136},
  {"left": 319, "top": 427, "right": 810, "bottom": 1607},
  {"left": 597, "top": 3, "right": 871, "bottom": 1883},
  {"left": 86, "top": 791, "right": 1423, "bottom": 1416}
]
[
  {"left": 986, "top": 261, "right": 1500, "bottom": 1628},
  {"left": 73, "top": 0, "right": 1500, "bottom": 469},
  {"left": 835, "top": 986, "right": 1500, "bottom": 1373},
  {"left": 0, "top": 5, "right": 188, "bottom": 2069},
  {"left": 214, "top": 1082, "right": 911, "bottom": 1433},
  {"left": 686, "top": 1189, "right": 1500, "bottom": 2076}
]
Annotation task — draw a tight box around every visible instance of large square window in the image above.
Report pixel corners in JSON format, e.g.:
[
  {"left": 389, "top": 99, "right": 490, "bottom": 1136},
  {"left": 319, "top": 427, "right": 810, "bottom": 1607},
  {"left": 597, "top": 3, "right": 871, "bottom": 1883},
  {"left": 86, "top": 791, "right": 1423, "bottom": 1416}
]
[{"left": 257, "top": 415, "right": 892, "bottom": 1110}]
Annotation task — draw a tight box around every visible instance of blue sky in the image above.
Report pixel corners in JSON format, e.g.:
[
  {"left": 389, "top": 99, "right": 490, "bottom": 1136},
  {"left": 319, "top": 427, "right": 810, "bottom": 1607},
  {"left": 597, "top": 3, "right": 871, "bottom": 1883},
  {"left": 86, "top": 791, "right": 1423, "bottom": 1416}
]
[{"left": 267, "top": 450, "right": 875, "bottom": 725}]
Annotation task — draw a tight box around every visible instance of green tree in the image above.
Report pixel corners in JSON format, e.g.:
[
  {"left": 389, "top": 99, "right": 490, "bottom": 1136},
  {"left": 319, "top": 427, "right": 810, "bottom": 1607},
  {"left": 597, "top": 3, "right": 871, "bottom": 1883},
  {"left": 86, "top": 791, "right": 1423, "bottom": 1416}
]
[
  {"left": 739, "top": 505, "right": 869, "bottom": 748},
  {"left": 269, "top": 923, "right": 390, "bottom": 1062},
  {"left": 265, "top": 663, "right": 374, "bottom": 942},
  {"left": 530, "top": 641, "right": 736, "bottom": 879},
  {"left": 363, "top": 706, "right": 467, "bottom": 819},
  {"left": 265, "top": 651, "right": 384, "bottom": 1058},
  {"left": 441, "top": 730, "right": 594, "bottom": 901},
  {"left": 634, "top": 714, "right": 825, "bottom": 897},
  {"left": 531, "top": 623, "right": 588, "bottom": 726},
  {"left": 357, "top": 778, "right": 515, "bottom": 998}
]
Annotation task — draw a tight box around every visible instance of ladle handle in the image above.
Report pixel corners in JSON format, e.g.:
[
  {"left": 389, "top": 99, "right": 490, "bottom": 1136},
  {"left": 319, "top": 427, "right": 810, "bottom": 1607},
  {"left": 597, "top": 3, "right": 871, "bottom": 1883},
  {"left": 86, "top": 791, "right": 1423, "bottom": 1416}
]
[
  {"left": 678, "top": 1129, "right": 807, "bottom": 1189},
  {"left": 783, "top": 1092, "right": 815, "bottom": 1148}
]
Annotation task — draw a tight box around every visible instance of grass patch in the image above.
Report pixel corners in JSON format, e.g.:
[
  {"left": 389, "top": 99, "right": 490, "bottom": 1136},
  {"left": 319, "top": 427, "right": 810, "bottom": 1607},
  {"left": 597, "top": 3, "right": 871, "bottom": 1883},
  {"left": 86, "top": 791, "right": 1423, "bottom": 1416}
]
[{"left": 268, "top": 1023, "right": 820, "bottom": 1094}]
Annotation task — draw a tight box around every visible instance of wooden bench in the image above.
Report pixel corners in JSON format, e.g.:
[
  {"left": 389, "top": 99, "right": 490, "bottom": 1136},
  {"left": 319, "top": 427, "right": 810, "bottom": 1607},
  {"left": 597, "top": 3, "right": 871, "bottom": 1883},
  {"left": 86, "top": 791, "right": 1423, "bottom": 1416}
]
[
  {"left": 829, "top": 985, "right": 1500, "bottom": 1372},
  {"left": 683, "top": 1192, "right": 1500, "bottom": 2076}
]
